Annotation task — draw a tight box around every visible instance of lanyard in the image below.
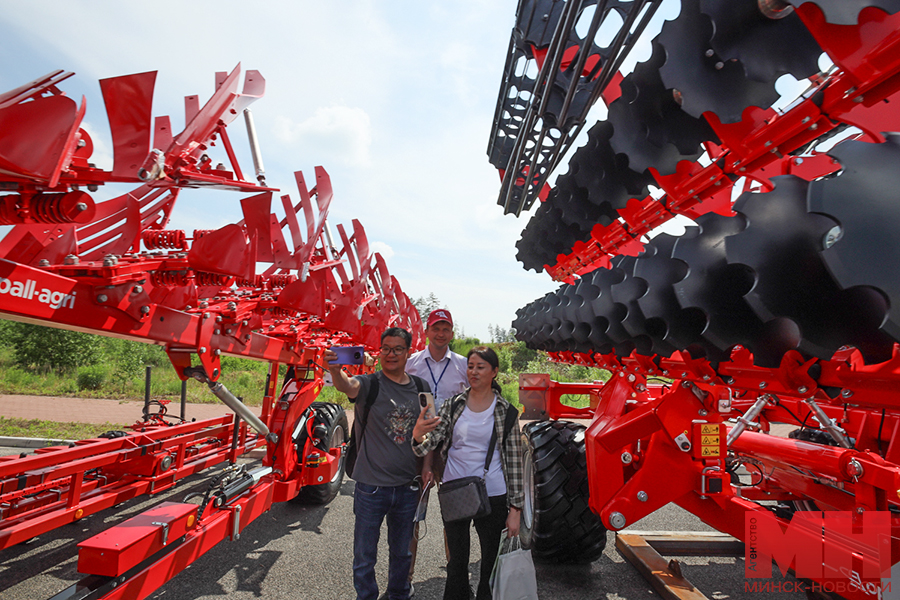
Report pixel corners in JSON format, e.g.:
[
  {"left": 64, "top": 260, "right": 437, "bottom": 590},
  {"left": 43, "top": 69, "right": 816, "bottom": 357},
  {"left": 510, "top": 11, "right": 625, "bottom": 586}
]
[{"left": 424, "top": 357, "right": 451, "bottom": 399}]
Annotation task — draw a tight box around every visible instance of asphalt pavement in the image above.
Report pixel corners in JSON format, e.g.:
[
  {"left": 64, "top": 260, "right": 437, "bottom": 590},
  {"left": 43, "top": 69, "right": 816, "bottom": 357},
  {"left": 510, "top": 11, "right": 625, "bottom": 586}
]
[{"left": 0, "top": 396, "right": 804, "bottom": 599}]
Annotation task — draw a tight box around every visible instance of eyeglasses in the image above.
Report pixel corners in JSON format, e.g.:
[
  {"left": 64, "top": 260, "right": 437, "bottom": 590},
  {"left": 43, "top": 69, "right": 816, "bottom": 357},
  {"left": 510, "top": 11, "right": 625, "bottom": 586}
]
[{"left": 380, "top": 346, "right": 408, "bottom": 356}]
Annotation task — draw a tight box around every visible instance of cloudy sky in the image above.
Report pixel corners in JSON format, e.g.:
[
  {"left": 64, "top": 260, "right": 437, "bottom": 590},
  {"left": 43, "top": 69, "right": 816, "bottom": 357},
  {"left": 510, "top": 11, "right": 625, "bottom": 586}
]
[{"left": 0, "top": 0, "right": 677, "bottom": 341}]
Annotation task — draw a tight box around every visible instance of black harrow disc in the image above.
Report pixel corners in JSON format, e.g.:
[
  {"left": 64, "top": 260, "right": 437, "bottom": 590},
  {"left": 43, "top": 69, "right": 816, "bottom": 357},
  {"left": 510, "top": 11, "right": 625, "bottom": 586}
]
[
  {"left": 726, "top": 175, "right": 893, "bottom": 364},
  {"left": 701, "top": 0, "right": 822, "bottom": 85},
  {"left": 808, "top": 134, "right": 900, "bottom": 345},
  {"left": 671, "top": 211, "right": 785, "bottom": 364},
  {"left": 658, "top": 0, "right": 782, "bottom": 122},
  {"left": 608, "top": 42, "right": 720, "bottom": 175}
]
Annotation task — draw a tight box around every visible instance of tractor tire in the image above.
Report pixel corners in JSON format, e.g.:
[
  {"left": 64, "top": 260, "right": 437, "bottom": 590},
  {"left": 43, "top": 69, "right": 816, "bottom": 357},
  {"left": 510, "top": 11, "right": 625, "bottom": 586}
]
[
  {"left": 294, "top": 402, "right": 349, "bottom": 504},
  {"left": 520, "top": 420, "right": 607, "bottom": 563}
]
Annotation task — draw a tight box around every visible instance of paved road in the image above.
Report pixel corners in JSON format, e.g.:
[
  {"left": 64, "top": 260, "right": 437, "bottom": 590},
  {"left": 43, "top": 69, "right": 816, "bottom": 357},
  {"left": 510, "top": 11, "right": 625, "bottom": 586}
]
[{"left": 0, "top": 447, "right": 802, "bottom": 600}]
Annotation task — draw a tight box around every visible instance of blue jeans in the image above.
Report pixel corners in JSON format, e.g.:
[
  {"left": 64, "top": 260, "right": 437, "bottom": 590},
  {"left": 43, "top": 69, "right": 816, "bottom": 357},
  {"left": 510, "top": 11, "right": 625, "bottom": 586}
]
[{"left": 354, "top": 481, "right": 419, "bottom": 600}]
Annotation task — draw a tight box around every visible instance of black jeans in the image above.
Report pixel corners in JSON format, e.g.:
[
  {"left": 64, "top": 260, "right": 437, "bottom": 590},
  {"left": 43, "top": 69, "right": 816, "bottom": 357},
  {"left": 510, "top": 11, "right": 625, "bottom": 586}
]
[{"left": 443, "top": 494, "right": 508, "bottom": 600}]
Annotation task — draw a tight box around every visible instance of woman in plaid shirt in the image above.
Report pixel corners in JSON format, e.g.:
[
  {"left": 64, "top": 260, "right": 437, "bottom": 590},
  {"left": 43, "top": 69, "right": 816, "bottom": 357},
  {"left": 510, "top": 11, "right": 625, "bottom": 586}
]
[{"left": 412, "top": 346, "right": 525, "bottom": 600}]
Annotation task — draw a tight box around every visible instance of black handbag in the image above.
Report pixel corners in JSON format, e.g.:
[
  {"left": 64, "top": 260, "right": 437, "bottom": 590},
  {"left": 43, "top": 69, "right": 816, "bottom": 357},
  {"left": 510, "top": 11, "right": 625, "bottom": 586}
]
[{"left": 437, "top": 417, "right": 499, "bottom": 523}]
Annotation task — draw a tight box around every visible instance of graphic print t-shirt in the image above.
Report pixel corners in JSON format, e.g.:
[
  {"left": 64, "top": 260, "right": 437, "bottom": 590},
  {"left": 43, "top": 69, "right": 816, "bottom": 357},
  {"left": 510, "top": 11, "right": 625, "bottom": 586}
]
[{"left": 350, "top": 373, "right": 428, "bottom": 487}]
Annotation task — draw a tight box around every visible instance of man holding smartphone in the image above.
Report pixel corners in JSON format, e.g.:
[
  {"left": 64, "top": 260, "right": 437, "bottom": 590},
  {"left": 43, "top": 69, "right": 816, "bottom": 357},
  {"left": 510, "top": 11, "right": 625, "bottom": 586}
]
[
  {"left": 405, "top": 309, "right": 468, "bottom": 593},
  {"left": 325, "top": 327, "right": 431, "bottom": 600}
]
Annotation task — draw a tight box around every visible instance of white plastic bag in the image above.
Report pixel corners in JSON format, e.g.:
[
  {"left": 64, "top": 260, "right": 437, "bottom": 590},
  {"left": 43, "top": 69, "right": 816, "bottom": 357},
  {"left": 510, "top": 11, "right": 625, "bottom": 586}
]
[{"left": 490, "top": 531, "right": 538, "bottom": 600}]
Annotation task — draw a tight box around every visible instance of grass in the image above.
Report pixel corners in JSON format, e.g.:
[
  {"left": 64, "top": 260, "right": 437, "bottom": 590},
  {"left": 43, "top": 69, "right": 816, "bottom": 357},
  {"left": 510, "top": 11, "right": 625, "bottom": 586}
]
[{"left": 0, "top": 416, "right": 129, "bottom": 440}]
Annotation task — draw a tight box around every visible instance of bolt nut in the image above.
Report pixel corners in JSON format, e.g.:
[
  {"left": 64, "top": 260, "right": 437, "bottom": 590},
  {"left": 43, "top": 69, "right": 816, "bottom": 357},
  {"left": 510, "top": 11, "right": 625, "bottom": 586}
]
[
  {"left": 759, "top": 382, "right": 767, "bottom": 389},
  {"left": 621, "top": 452, "right": 633, "bottom": 464},
  {"left": 63, "top": 254, "right": 79, "bottom": 265},
  {"left": 140, "top": 306, "right": 150, "bottom": 314},
  {"left": 38, "top": 259, "right": 50, "bottom": 267},
  {"left": 627, "top": 374, "right": 636, "bottom": 382},
  {"left": 698, "top": 409, "right": 708, "bottom": 416},
  {"left": 798, "top": 386, "right": 808, "bottom": 394},
  {"left": 637, "top": 491, "right": 648, "bottom": 502},
  {"left": 97, "top": 294, "right": 108, "bottom": 303},
  {"left": 841, "top": 389, "right": 853, "bottom": 398},
  {"left": 609, "top": 512, "right": 627, "bottom": 530}
]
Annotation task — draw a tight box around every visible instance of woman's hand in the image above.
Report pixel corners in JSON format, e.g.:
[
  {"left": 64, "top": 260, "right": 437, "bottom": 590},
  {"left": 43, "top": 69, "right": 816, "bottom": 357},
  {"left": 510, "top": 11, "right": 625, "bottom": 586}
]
[
  {"left": 506, "top": 506, "right": 522, "bottom": 538},
  {"left": 412, "top": 405, "right": 441, "bottom": 444}
]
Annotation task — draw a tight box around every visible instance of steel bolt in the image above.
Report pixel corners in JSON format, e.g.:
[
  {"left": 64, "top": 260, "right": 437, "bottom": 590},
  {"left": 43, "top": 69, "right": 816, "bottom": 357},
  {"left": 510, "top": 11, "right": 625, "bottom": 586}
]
[
  {"left": 842, "top": 389, "right": 853, "bottom": 398},
  {"left": 759, "top": 382, "right": 767, "bottom": 389},
  {"left": 38, "top": 259, "right": 50, "bottom": 267},
  {"left": 97, "top": 294, "right": 108, "bottom": 303},
  {"left": 140, "top": 306, "right": 150, "bottom": 314},
  {"left": 621, "top": 452, "right": 633, "bottom": 464},
  {"left": 133, "top": 285, "right": 143, "bottom": 294},
  {"left": 627, "top": 374, "right": 636, "bottom": 382},
  {"left": 797, "top": 386, "right": 808, "bottom": 394},
  {"left": 199, "top": 347, "right": 207, "bottom": 354},
  {"left": 637, "top": 491, "right": 648, "bottom": 502},
  {"left": 699, "top": 409, "right": 708, "bottom": 416},
  {"left": 609, "top": 512, "right": 627, "bottom": 529}
]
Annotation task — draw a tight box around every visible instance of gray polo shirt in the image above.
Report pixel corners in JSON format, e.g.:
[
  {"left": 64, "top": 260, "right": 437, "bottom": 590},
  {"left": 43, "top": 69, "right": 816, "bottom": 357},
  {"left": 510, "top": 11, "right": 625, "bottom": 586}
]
[{"left": 350, "top": 372, "right": 430, "bottom": 487}]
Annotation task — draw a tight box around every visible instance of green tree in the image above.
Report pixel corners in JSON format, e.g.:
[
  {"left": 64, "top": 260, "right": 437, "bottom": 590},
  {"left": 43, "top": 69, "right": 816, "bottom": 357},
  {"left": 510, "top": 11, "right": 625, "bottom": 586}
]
[
  {"left": 0, "top": 322, "right": 102, "bottom": 371},
  {"left": 412, "top": 293, "right": 442, "bottom": 324}
]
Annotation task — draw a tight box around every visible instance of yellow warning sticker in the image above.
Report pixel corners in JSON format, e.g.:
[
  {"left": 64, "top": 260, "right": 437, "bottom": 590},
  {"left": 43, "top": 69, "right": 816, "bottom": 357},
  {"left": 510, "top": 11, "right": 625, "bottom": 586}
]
[
  {"left": 701, "top": 436, "right": 720, "bottom": 446},
  {"left": 700, "top": 424, "right": 719, "bottom": 434},
  {"left": 701, "top": 446, "right": 720, "bottom": 457}
]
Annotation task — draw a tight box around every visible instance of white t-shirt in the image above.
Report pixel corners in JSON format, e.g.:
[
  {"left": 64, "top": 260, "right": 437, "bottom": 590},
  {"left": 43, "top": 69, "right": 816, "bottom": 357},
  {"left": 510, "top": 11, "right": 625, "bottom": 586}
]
[
  {"left": 406, "top": 347, "right": 468, "bottom": 410},
  {"left": 443, "top": 399, "right": 505, "bottom": 497}
]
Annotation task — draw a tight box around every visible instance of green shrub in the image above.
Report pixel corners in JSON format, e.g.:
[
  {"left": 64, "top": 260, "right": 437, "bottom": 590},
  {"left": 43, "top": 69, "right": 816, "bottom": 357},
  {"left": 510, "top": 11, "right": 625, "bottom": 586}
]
[
  {"left": 3, "top": 322, "right": 102, "bottom": 370},
  {"left": 77, "top": 366, "right": 107, "bottom": 390}
]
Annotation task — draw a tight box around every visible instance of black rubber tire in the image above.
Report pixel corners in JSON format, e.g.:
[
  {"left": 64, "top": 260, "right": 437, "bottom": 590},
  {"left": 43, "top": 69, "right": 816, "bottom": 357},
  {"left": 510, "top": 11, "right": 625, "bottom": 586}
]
[
  {"left": 520, "top": 420, "right": 607, "bottom": 563},
  {"left": 294, "top": 402, "right": 349, "bottom": 504}
]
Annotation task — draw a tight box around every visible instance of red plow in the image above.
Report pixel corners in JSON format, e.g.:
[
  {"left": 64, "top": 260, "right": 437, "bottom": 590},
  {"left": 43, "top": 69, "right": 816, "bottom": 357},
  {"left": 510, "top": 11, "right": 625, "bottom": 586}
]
[
  {"left": 491, "top": 1, "right": 900, "bottom": 597},
  {"left": 0, "top": 64, "right": 422, "bottom": 598}
]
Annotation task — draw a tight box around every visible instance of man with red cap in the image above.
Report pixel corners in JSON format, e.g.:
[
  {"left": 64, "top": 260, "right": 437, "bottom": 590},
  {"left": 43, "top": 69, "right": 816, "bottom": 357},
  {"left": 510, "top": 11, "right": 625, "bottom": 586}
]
[
  {"left": 404, "top": 308, "right": 468, "bottom": 595},
  {"left": 407, "top": 309, "right": 468, "bottom": 412}
]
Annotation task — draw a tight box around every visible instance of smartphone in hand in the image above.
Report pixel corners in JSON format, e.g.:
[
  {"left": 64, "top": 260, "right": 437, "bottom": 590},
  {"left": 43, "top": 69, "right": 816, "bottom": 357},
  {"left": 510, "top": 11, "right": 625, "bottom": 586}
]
[
  {"left": 329, "top": 346, "right": 365, "bottom": 365},
  {"left": 418, "top": 392, "right": 436, "bottom": 420}
]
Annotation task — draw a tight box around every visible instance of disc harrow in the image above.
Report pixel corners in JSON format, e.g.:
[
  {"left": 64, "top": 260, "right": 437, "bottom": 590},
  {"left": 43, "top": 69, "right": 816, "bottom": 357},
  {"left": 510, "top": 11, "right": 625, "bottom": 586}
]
[{"left": 492, "top": 1, "right": 900, "bottom": 596}]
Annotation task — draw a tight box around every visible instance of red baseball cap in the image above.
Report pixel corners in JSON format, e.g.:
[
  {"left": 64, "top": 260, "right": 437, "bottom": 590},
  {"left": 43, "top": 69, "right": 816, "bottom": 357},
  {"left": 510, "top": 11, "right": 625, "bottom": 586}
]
[{"left": 427, "top": 309, "right": 453, "bottom": 327}]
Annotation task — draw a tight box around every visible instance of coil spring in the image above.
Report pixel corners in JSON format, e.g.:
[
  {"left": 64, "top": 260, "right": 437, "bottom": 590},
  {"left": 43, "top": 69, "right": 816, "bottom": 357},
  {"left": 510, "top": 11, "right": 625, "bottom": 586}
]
[
  {"left": 0, "top": 191, "right": 93, "bottom": 225},
  {"left": 143, "top": 229, "right": 187, "bottom": 250},
  {"left": 236, "top": 275, "right": 265, "bottom": 288},
  {"left": 268, "top": 274, "right": 296, "bottom": 289},
  {"left": 151, "top": 270, "right": 189, "bottom": 286},
  {"left": 195, "top": 271, "right": 233, "bottom": 287}
]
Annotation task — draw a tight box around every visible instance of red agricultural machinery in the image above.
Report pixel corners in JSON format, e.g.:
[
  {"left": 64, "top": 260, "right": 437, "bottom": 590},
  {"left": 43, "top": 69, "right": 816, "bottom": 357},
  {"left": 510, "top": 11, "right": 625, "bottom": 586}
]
[
  {"left": 490, "top": 1, "right": 900, "bottom": 597},
  {"left": 0, "top": 65, "right": 423, "bottom": 598}
]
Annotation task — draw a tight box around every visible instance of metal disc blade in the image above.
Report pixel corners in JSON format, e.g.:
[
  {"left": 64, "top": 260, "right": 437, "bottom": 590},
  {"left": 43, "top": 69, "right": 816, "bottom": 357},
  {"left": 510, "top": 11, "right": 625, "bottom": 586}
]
[
  {"left": 808, "top": 134, "right": 900, "bottom": 346},
  {"left": 658, "top": 0, "right": 780, "bottom": 122},
  {"left": 727, "top": 175, "right": 893, "bottom": 363},
  {"left": 701, "top": 0, "right": 822, "bottom": 83},
  {"left": 609, "top": 42, "right": 719, "bottom": 175}
]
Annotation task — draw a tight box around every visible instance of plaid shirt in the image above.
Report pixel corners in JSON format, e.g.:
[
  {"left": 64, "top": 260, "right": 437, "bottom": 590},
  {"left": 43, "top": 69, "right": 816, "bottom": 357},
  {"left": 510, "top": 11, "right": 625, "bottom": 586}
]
[{"left": 412, "top": 389, "right": 525, "bottom": 508}]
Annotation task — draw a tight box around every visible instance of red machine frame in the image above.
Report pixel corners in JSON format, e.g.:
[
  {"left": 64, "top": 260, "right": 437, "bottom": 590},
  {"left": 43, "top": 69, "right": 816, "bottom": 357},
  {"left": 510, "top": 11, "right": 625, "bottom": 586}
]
[{"left": 0, "top": 63, "right": 423, "bottom": 599}]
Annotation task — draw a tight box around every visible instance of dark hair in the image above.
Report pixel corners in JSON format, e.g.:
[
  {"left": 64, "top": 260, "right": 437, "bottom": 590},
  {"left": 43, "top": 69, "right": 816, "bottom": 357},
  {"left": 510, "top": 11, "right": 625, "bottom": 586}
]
[
  {"left": 467, "top": 346, "right": 502, "bottom": 394},
  {"left": 381, "top": 327, "right": 412, "bottom": 348}
]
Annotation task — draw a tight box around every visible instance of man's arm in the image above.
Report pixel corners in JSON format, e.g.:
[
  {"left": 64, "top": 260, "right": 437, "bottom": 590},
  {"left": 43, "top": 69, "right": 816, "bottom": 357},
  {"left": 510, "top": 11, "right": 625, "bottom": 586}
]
[{"left": 324, "top": 349, "right": 361, "bottom": 399}]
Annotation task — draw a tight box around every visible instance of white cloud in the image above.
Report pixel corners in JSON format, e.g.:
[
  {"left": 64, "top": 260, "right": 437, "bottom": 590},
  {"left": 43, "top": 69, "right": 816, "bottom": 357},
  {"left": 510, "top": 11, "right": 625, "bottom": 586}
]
[
  {"left": 369, "top": 241, "right": 394, "bottom": 260},
  {"left": 275, "top": 106, "right": 372, "bottom": 168}
]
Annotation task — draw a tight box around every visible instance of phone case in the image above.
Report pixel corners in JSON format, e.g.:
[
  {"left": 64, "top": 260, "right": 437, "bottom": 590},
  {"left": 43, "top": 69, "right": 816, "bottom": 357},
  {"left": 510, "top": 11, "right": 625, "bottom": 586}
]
[{"left": 330, "top": 346, "right": 364, "bottom": 365}]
